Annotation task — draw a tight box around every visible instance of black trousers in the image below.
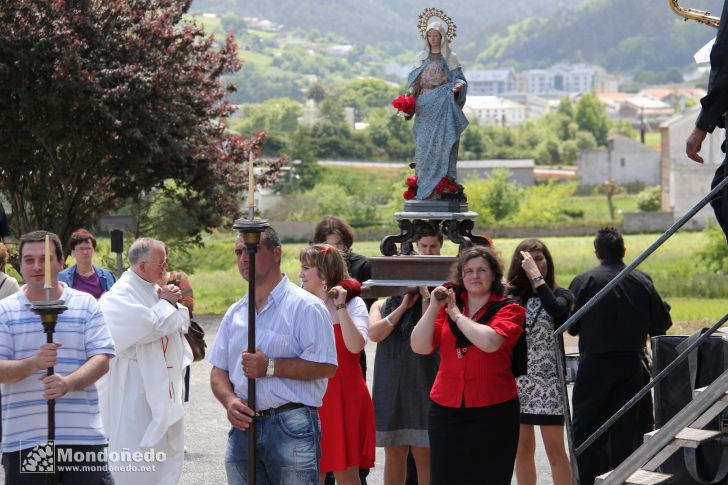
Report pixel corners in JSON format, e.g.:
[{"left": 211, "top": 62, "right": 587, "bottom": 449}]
[
  {"left": 2, "top": 444, "right": 114, "bottom": 485},
  {"left": 572, "top": 353, "right": 645, "bottom": 485},
  {"left": 429, "top": 398, "right": 519, "bottom": 485},
  {"left": 711, "top": 156, "right": 728, "bottom": 244}
]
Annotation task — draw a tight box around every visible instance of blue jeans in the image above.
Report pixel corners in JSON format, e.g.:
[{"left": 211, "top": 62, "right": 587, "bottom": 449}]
[{"left": 225, "top": 405, "right": 321, "bottom": 485}]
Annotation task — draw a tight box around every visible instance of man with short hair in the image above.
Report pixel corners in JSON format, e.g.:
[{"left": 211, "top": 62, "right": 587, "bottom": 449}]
[
  {"left": 210, "top": 226, "right": 337, "bottom": 485},
  {"left": 98, "top": 237, "right": 192, "bottom": 485},
  {"left": 413, "top": 223, "right": 444, "bottom": 256},
  {"left": 0, "top": 230, "right": 115, "bottom": 484},
  {"left": 568, "top": 227, "right": 672, "bottom": 485}
]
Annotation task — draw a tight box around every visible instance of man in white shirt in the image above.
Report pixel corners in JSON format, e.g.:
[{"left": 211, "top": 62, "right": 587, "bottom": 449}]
[{"left": 98, "top": 238, "right": 192, "bottom": 485}]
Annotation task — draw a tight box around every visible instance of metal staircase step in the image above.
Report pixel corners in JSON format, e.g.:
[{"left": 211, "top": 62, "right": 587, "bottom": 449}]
[
  {"left": 694, "top": 386, "right": 728, "bottom": 402},
  {"left": 644, "top": 426, "right": 721, "bottom": 448},
  {"left": 595, "top": 469, "right": 672, "bottom": 484}
]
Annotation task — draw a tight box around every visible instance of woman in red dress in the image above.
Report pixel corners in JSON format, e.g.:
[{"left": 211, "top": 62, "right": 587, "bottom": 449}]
[{"left": 299, "top": 244, "right": 375, "bottom": 485}]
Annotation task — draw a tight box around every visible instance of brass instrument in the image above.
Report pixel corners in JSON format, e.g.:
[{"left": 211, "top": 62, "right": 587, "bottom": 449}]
[{"left": 668, "top": 0, "right": 720, "bottom": 28}]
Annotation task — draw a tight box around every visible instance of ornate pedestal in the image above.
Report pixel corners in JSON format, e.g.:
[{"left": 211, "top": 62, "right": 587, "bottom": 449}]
[{"left": 380, "top": 200, "right": 490, "bottom": 256}]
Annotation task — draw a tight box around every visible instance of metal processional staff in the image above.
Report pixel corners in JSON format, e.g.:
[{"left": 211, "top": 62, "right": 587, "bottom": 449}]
[{"left": 232, "top": 152, "right": 268, "bottom": 485}]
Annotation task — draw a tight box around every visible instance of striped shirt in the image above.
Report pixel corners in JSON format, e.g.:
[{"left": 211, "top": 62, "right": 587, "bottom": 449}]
[
  {"left": 0, "top": 285, "right": 116, "bottom": 452},
  {"left": 209, "top": 275, "right": 337, "bottom": 409}
]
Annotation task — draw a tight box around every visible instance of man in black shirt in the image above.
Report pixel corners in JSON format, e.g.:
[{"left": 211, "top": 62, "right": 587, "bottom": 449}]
[
  {"left": 568, "top": 227, "right": 671, "bottom": 485},
  {"left": 686, "top": 0, "right": 728, "bottom": 242}
]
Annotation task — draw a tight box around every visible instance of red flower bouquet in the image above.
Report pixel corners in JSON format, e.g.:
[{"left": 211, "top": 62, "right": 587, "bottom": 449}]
[
  {"left": 392, "top": 95, "right": 416, "bottom": 116},
  {"left": 403, "top": 175, "right": 418, "bottom": 200},
  {"left": 434, "top": 176, "right": 459, "bottom": 195}
]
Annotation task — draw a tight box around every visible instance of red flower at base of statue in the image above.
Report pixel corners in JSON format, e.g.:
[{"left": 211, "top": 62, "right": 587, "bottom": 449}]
[
  {"left": 434, "top": 176, "right": 459, "bottom": 195},
  {"left": 403, "top": 175, "right": 418, "bottom": 200},
  {"left": 392, "top": 95, "right": 416, "bottom": 117}
]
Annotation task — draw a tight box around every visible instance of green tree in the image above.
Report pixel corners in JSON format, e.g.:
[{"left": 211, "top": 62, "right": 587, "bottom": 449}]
[
  {"left": 281, "top": 126, "right": 321, "bottom": 193},
  {"left": 462, "top": 123, "right": 485, "bottom": 160},
  {"left": 575, "top": 131, "right": 598, "bottom": 151},
  {"left": 636, "top": 186, "right": 661, "bottom": 212},
  {"left": 575, "top": 93, "right": 609, "bottom": 146},
  {"left": 557, "top": 96, "right": 574, "bottom": 119},
  {"left": 466, "top": 169, "right": 522, "bottom": 222},
  {"left": 561, "top": 140, "right": 578, "bottom": 164},
  {"left": 511, "top": 181, "right": 577, "bottom": 226},
  {"left": 306, "top": 82, "right": 327, "bottom": 104},
  {"left": 236, "top": 98, "right": 303, "bottom": 135},
  {"left": 319, "top": 98, "right": 346, "bottom": 124},
  {"left": 609, "top": 119, "right": 638, "bottom": 139},
  {"left": 220, "top": 12, "right": 247, "bottom": 35},
  {"left": 339, "top": 79, "right": 400, "bottom": 120}
]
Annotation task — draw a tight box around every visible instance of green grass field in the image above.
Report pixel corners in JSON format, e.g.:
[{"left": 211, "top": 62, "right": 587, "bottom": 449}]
[{"left": 183, "top": 232, "right": 726, "bottom": 334}]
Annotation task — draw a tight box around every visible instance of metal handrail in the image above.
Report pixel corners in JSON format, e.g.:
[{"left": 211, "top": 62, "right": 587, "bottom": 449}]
[
  {"left": 577, "top": 312, "right": 728, "bottom": 455},
  {"left": 554, "top": 175, "right": 728, "bottom": 339},
  {"left": 551, "top": 174, "right": 728, "bottom": 468}
]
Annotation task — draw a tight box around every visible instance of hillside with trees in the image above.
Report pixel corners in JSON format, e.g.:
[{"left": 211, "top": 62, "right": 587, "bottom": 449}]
[
  {"left": 190, "top": 0, "right": 584, "bottom": 54},
  {"left": 476, "top": 0, "right": 718, "bottom": 71},
  {"left": 192, "top": 0, "right": 718, "bottom": 72}
]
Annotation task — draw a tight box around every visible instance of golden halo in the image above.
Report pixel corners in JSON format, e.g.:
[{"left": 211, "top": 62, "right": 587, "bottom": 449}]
[{"left": 417, "top": 7, "right": 457, "bottom": 43}]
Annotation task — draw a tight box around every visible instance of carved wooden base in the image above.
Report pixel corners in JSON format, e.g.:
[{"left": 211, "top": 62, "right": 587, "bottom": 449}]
[{"left": 380, "top": 209, "right": 491, "bottom": 256}]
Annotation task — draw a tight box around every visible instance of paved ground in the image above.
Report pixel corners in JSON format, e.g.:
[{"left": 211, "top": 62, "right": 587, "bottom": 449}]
[
  {"left": 181, "top": 315, "right": 578, "bottom": 485},
  {"left": 0, "top": 315, "right": 577, "bottom": 484}
]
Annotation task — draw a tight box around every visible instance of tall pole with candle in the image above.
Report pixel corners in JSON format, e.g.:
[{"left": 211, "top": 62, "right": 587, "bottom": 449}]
[
  {"left": 233, "top": 151, "right": 269, "bottom": 485},
  {"left": 30, "top": 234, "right": 67, "bottom": 485}
]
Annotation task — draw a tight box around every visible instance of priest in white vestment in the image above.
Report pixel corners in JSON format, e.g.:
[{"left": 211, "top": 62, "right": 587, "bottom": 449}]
[{"left": 98, "top": 238, "right": 193, "bottom": 485}]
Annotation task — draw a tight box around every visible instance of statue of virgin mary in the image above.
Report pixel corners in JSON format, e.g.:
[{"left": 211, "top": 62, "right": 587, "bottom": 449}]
[{"left": 407, "top": 11, "right": 468, "bottom": 200}]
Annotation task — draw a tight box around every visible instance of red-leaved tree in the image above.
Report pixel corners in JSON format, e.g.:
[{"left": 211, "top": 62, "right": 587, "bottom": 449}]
[{"left": 0, "top": 0, "right": 287, "bottom": 252}]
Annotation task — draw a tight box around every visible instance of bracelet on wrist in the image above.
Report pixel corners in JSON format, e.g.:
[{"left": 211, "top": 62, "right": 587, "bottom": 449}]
[
  {"left": 422, "top": 295, "right": 431, "bottom": 302},
  {"left": 455, "top": 313, "right": 465, "bottom": 323},
  {"left": 531, "top": 275, "right": 544, "bottom": 283},
  {"left": 384, "top": 315, "right": 395, "bottom": 327},
  {"left": 335, "top": 303, "right": 346, "bottom": 310}
]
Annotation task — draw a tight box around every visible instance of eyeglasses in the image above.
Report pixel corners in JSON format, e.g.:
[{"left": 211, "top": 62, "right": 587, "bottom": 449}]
[
  {"left": 144, "top": 258, "right": 168, "bottom": 267},
  {"left": 74, "top": 246, "right": 95, "bottom": 253}
]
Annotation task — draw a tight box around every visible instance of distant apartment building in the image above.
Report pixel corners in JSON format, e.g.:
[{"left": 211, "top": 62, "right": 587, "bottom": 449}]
[
  {"left": 521, "top": 63, "right": 607, "bottom": 95},
  {"left": 464, "top": 96, "right": 528, "bottom": 126},
  {"left": 466, "top": 69, "right": 517, "bottom": 96}
]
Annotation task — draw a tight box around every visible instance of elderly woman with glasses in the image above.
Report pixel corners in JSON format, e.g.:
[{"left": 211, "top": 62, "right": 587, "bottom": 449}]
[
  {"left": 411, "top": 245, "right": 525, "bottom": 485},
  {"left": 59, "top": 228, "right": 116, "bottom": 299}
]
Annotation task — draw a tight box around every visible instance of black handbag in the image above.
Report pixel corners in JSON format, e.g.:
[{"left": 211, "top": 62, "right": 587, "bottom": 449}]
[{"left": 652, "top": 331, "right": 728, "bottom": 484}]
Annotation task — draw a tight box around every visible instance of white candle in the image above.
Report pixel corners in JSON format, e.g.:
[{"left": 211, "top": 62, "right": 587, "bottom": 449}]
[
  {"left": 247, "top": 151, "right": 255, "bottom": 209},
  {"left": 44, "top": 235, "right": 51, "bottom": 288}
]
